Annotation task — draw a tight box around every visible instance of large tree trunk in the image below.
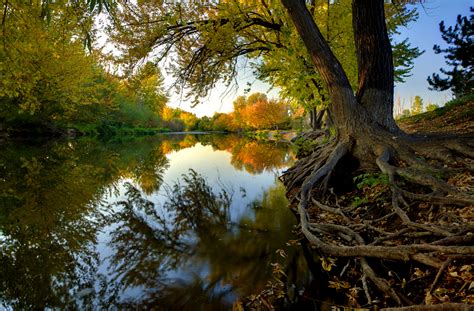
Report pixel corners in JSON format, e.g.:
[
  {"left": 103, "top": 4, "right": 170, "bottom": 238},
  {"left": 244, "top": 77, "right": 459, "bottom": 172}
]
[
  {"left": 279, "top": 0, "right": 473, "bottom": 308},
  {"left": 352, "top": 0, "right": 398, "bottom": 132},
  {"left": 280, "top": 0, "right": 361, "bottom": 136},
  {"left": 281, "top": 0, "right": 399, "bottom": 134}
]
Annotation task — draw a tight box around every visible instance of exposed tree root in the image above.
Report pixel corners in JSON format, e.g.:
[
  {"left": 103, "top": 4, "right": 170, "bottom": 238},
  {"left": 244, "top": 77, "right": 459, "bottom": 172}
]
[{"left": 280, "top": 130, "right": 474, "bottom": 308}]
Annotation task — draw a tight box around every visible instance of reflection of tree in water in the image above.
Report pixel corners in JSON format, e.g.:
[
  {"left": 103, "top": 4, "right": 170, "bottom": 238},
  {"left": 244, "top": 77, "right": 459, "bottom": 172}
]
[
  {"left": 157, "top": 134, "right": 295, "bottom": 175},
  {"left": 159, "top": 134, "right": 199, "bottom": 154},
  {"left": 0, "top": 142, "right": 112, "bottom": 309},
  {"left": 0, "top": 136, "right": 301, "bottom": 309},
  {"left": 103, "top": 170, "right": 232, "bottom": 309},
  {"left": 0, "top": 139, "right": 170, "bottom": 309},
  {"left": 199, "top": 134, "right": 242, "bottom": 153},
  {"left": 198, "top": 134, "right": 295, "bottom": 174},
  {"left": 103, "top": 170, "right": 305, "bottom": 309},
  {"left": 102, "top": 183, "right": 189, "bottom": 299},
  {"left": 164, "top": 169, "right": 230, "bottom": 232},
  {"left": 130, "top": 148, "right": 169, "bottom": 195},
  {"left": 231, "top": 141, "right": 294, "bottom": 174}
]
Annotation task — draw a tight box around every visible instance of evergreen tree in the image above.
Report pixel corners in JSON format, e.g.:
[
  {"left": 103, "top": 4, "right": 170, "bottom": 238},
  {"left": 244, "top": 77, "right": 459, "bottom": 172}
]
[{"left": 428, "top": 7, "right": 473, "bottom": 97}]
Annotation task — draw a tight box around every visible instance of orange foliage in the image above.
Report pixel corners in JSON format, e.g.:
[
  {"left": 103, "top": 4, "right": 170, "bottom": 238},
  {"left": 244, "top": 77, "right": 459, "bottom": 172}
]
[
  {"left": 178, "top": 135, "right": 198, "bottom": 149},
  {"left": 212, "top": 113, "right": 239, "bottom": 131},
  {"left": 161, "top": 106, "right": 177, "bottom": 121},
  {"left": 240, "top": 99, "right": 288, "bottom": 130},
  {"left": 231, "top": 141, "right": 293, "bottom": 174}
]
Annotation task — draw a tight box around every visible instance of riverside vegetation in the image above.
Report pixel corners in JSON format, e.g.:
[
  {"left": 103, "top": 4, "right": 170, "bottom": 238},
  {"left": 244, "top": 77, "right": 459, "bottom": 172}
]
[{"left": 1, "top": 0, "right": 473, "bottom": 309}]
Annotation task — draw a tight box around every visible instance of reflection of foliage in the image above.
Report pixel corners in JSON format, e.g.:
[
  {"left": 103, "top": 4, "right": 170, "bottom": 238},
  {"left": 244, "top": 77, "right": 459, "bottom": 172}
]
[
  {"left": 203, "top": 181, "right": 301, "bottom": 298},
  {"left": 231, "top": 141, "right": 294, "bottom": 174},
  {"left": 0, "top": 137, "right": 170, "bottom": 309},
  {"left": 103, "top": 169, "right": 233, "bottom": 308},
  {"left": 0, "top": 135, "right": 300, "bottom": 309},
  {"left": 199, "top": 135, "right": 295, "bottom": 174},
  {"left": 103, "top": 170, "right": 301, "bottom": 309},
  {"left": 132, "top": 148, "right": 169, "bottom": 195},
  {"left": 106, "top": 183, "right": 189, "bottom": 293},
  {"left": 200, "top": 134, "right": 242, "bottom": 153},
  {"left": 0, "top": 142, "right": 110, "bottom": 309},
  {"left": 159, "top": 134, "right": 199, "bottom": 154},
  {"left": 178, "top": 134, "right": 199, "bottom": 149},
  {"left": 118, "top": 276, "right": 233, "bottom": 311},
  {"left": 164, "top": 169, "right": 231, "bottom": 233}
]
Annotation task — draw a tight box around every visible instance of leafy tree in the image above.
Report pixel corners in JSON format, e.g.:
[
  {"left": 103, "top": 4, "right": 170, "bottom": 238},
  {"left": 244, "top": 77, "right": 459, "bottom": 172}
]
[
  {"left": 126, "top": 62, "right": 168, "bottom": 115},
  {"left": 411, "top": 95, "right": 423, "bottom": 114},
  {"left": 229, "top": 93, "right": 289, "bottom": 130},
  {"left": 160, "top": 107, "right": 199, "bottom": 131},
  {"left": 211, "top": 113, "right": 238, "bottom": 132},
  {"left": 30, "top": 0, "right": 474, "bottom": 307},
  {"left": 107, "top": 0, "right": 421, "bottom": 130},
  {"left": 425, "top": 103, "right": 439, "bottom": 112},
  {"left": 179, "top": 111, "right": 199, "bottom": 131},
  {"left": 232, "top": 95, "right": 248, "bottom": 128},
  {"left": 401, "top": 108, "right": 411, "bottom": 118},
  {"left": 161, "top": 106, "right": 180, "bottom": 121},
  {"left": 246, "top": 92, "right": 268, "bottom": 105},
  {"left": 240, "top": 98, "right": 289, "bottom": 130},
  {"left": 428, "top": 7, "right": 473, "bottom": 97},
  {"left": 196, "top": 116, "right": 213, "bottom": 131},
  {"left": 0, "top": 0, "right": 100, "bottom": 124}
]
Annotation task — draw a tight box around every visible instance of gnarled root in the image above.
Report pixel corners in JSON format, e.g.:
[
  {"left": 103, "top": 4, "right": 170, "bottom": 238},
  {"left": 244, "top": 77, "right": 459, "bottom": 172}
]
[{"left": 281, "top": 130, "right": 474, "bottom": 308}]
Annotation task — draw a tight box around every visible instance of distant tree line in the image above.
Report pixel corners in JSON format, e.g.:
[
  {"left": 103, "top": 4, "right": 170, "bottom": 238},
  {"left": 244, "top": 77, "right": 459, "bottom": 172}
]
[{"left": 195, "top": 92, "right": 299, "bottom": 132}]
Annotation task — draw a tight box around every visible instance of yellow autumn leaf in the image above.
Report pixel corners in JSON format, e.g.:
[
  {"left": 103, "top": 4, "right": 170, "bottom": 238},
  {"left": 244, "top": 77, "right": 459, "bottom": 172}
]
[
  {"left": 425, "top": 291, "right": 433, "bottom": 305},
  {"left": 321, "top": 257, "right": 337, "bottom": 271},
  {"left": 232, "top": 301, "right": 244, "bottom": 311}
]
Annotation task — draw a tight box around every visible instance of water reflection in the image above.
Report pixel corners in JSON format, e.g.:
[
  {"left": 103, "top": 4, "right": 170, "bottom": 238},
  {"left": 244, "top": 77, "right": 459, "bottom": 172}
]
[
  {"left": 0, "top": 142, "right": 108, "bottom": 309},
  {"left": 0, "top": 134, "right": 303, "bottom": 309},
  {"left": 199, "top": 134, "right": 295, "bottom": 174},
  {"left": 102, "top": 171, "right": 302, "bottom": 310}
]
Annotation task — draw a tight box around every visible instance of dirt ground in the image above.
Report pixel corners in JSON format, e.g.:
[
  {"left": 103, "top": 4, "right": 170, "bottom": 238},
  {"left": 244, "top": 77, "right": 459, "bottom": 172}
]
[{"left": 398, "top": 100, "right": 474, "bottom": 135}]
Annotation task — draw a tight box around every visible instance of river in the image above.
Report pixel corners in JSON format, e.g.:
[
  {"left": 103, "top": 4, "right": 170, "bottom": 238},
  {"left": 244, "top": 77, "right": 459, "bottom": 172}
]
[{"left": 0, "top": 134, "right": 319, "bottom": 310}]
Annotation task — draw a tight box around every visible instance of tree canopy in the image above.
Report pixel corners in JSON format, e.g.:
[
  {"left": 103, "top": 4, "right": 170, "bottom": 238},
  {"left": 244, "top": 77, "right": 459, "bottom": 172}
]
[{"left": 106, "top": 0, "right": 421, "bottom": 115}]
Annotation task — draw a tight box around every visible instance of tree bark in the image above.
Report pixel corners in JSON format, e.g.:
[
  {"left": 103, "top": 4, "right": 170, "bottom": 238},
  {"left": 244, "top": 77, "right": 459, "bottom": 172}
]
[
  {"left": 352, "top": 0, "right": 398, "bottom": 132},
  {"left": 309, "top": 107, "right": 326, "bottom": 130},
  {"left": 280, "top": 0, "right": 399, "bottom": 136},
  {"left": 280, "top": 0, "right": 361, "bottom": 135}
]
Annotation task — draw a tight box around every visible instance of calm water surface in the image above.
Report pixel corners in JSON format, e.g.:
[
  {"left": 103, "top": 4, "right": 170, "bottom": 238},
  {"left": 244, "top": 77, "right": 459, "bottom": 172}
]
[{"left": 0, "top": 134, "right": 313, "bottom": 310}]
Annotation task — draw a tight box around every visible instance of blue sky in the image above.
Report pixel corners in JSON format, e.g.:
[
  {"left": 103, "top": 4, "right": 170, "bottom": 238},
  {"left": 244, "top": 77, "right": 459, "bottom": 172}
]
[
  {"left": 167, "top": 0, "right": 472, "bottom": 117},
  {"left": 393, "top": 0, "right": 472, "bottom": 112}
]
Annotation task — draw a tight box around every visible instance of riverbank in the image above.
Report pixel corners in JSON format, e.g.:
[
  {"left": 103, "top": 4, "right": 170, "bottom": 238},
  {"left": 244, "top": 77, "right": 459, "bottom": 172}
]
[
  {"left": 244, "top": 129, "right": 299, "bottom": 142},
  {"left": 0, "top": 121, "right": 175, "bottom": 141},
  {"left": 243, "top": 95, "right": 474, "bottom": 309},
  {"left": 0, "top": 119, "right": 300, "bottom": 144},
  {"left": 398, "top": 94, "right": 474, "bottom": 134}
]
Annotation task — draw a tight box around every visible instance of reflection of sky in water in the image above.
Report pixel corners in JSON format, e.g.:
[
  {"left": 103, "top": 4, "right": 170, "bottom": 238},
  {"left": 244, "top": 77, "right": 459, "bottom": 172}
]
[
  {"left": 95, "top": 140, "right": 293, "bottom": 306},
  {"left": 163, "top": 143, "right": 284, "bottom": 221},
  {"left": 0, "top": 135, "right": 298, "bottom": 309}
]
